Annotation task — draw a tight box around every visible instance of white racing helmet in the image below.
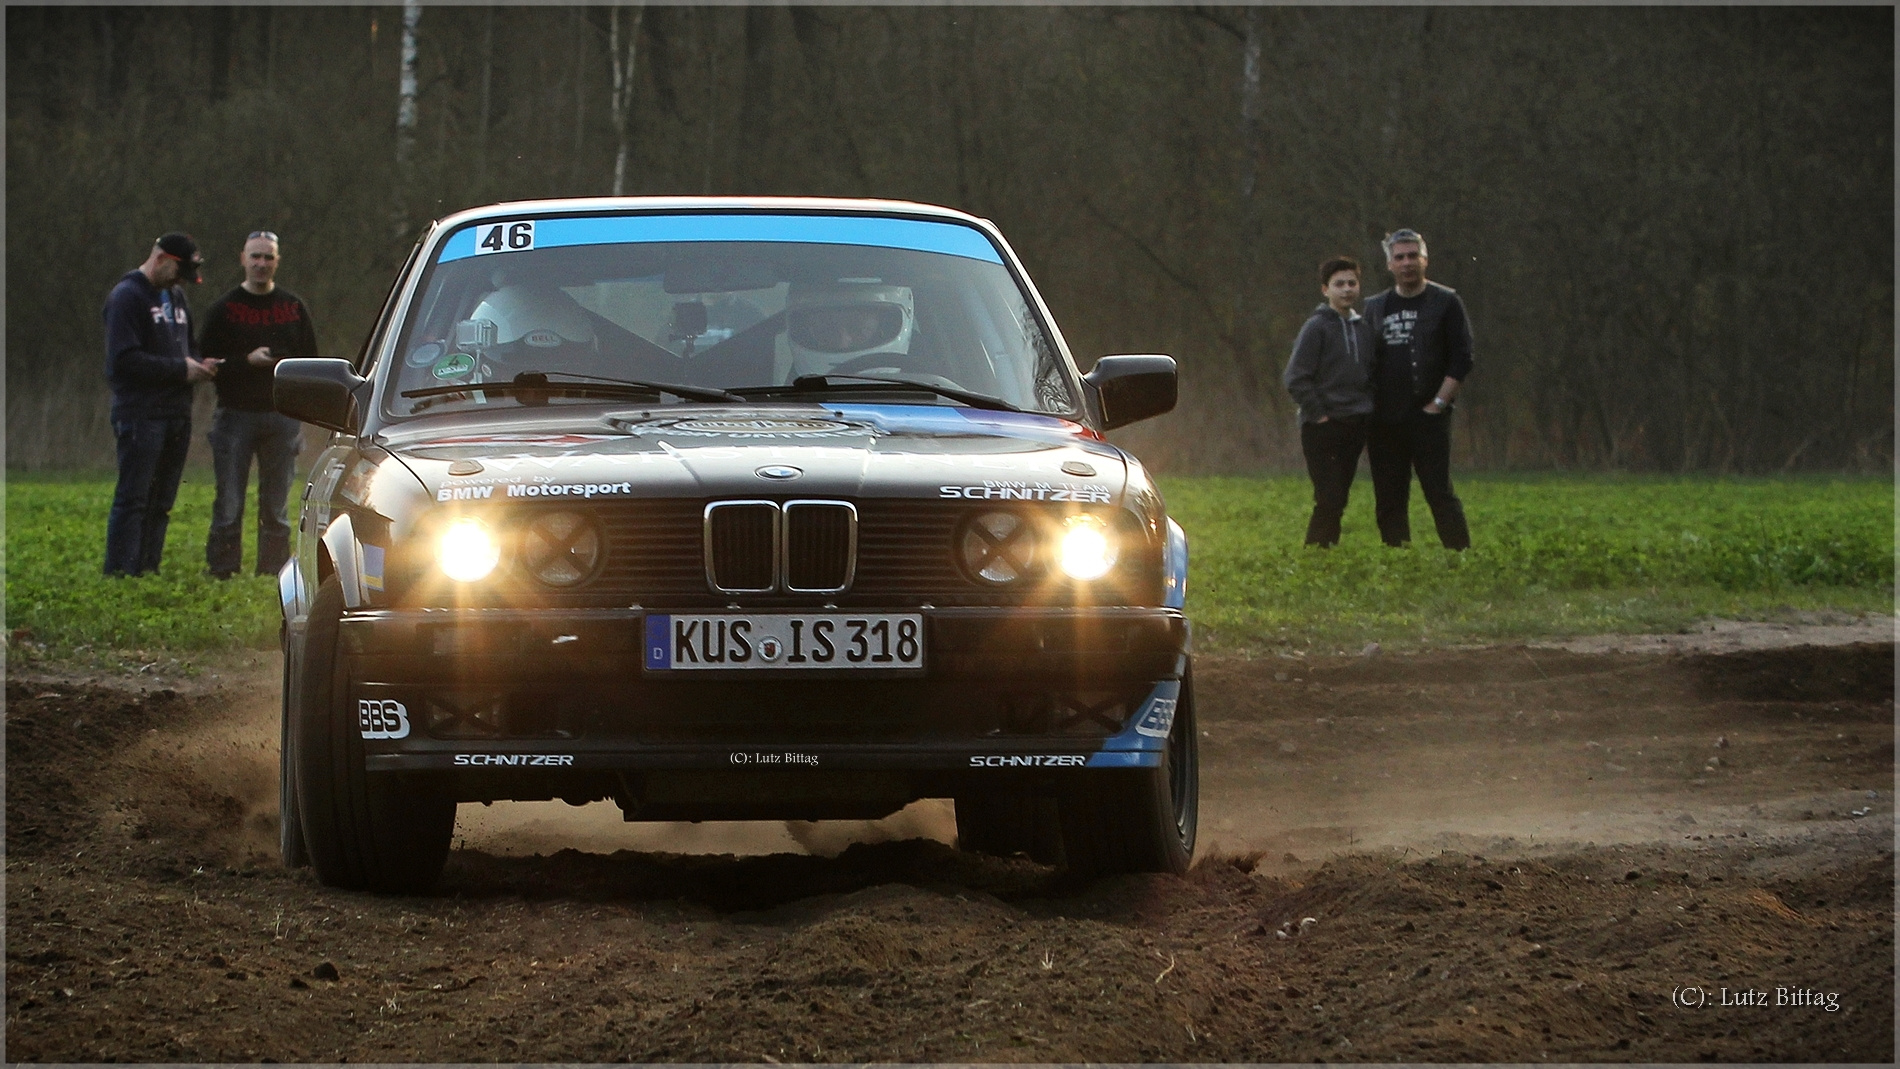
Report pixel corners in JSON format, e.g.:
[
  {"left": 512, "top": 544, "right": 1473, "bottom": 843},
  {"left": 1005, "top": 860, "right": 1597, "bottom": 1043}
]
[
  {"left": 785, "top": 281, "right": 914, "bottom": 377},
  {"left": 465, "top": 285, "right": 599, "bottom": 372}
]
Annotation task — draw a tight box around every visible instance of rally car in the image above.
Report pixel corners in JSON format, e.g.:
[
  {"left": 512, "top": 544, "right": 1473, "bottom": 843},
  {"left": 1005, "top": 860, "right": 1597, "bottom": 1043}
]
[{"left": 275, "top": 197, "right": 1194, "bottom": 892}]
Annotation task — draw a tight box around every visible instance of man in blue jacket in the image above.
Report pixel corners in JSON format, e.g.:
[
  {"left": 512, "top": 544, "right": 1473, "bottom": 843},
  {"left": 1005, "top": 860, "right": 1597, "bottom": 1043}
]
[
  {"left": 1364, "top": 228, "right": 1472, "bottom": 550},
  {"left": 102, "top": 232, "right": 221, "bottom": 576}
]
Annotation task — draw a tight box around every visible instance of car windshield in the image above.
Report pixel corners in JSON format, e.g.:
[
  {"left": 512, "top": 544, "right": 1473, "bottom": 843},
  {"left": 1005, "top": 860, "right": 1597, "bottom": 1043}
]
[{"left": 382, "top": 213, "right": 1078, "bottom": 419}]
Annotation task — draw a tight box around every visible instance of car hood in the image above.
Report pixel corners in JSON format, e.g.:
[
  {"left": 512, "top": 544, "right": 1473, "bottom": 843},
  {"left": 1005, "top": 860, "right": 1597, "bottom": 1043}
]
[{"left": 379, "top": 404, "right": 1129, "bottom": 507}]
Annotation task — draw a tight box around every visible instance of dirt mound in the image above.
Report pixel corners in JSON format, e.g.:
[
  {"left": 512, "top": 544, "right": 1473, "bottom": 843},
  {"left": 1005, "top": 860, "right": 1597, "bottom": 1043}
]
[
  {"left": 6, "top": 640, "right": 1894, "bottom": 1062},
  {"left": 1687, "top": 641, "right": 1894, "bottom": 703}
]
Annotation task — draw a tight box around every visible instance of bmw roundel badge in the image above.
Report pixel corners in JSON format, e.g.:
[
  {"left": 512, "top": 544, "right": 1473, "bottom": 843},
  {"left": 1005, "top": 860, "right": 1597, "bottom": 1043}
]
[{"left": 755, "top": 465, "right": 802, "bottom": 480}]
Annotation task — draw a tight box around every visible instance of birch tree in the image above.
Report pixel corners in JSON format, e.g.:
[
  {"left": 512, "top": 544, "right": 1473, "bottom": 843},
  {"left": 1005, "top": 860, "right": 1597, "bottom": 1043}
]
[
  {"left": 609, "top": 5, "right": 645, "bottom": 195},
  {"left": 393, "top": 0, "right": 421, "bottom": 237}
]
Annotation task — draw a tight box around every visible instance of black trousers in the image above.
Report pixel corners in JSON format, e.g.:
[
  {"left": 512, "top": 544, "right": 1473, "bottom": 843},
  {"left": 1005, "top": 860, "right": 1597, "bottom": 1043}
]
[
  {"left": 1298, "top": 415, "right": 1367, "bottom": 546},
  {"left": 1366, "top": 409, "right": 1470, "bottom": 549}
]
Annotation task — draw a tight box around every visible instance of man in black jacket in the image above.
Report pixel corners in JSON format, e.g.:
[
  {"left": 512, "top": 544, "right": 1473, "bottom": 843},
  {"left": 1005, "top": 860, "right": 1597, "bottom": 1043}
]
[
  {"left": 1283, "top": 256, "right": 1375, "bottom": 546},
  {"left": 202, "top": 231, "right": 320, "bottom": 579},
  {"left": 102, "top": 232, "right": 220, "bottom": 576},
  {"left": 1364, "top": 228, "right": 1472, "bottom": 550}
]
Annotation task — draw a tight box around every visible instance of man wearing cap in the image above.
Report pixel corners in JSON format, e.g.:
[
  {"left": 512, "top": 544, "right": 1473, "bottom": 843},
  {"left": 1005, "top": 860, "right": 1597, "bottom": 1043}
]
[
  {"left": 102, "top": 232, "right": 220, "bottom": 576},
  {"left": 201, "top": 231, "right": 320, "bottom": 579},
  {"left": 1363, "top": 228, "right": 1472, "bottom": 550}
]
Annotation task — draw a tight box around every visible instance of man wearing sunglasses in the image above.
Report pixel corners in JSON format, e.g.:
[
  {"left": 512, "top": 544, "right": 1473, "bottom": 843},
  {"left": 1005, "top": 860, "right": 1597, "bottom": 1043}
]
[
  {"left": 102, "top": 232, "right": 220, "bottom": 576},
  {"left": 200, "top": 230, "right": 321, "bottom": 579}
]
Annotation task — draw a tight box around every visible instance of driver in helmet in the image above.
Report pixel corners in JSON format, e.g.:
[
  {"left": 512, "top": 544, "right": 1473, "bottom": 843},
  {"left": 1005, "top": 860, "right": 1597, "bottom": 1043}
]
[
  {"left": 785, "top": 281, "right": 914, "bottom": 379},
  {"left": 462, "top": 284, "right": 602, "bottom": 378}
]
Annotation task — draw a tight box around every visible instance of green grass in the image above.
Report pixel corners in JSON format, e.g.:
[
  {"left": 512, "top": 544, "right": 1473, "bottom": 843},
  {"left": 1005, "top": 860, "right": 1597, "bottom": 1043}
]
[
  {"left": 5, "top": 471, "right": 1893, "bottom": 660},
  {"left": 5, "top": 470, "right": 283, "bottom": 654},
  {"left": 1161, "top": 472, "right": 1894, "bottom": 652}
]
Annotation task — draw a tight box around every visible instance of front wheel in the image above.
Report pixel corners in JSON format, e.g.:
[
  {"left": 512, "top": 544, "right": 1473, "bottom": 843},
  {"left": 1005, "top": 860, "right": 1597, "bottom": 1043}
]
[
  {"left": 292, "top": 576, "right": 455, "bottom": 893},
  {"left": 1059, "top": 664, "right": 1199, "bottom": 875}
]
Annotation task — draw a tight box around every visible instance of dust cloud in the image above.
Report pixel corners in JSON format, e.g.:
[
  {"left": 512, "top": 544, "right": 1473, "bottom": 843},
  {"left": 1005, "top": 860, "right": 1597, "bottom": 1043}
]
[{"left": 453, "top": 798, "right": 958, "bottom": 858}]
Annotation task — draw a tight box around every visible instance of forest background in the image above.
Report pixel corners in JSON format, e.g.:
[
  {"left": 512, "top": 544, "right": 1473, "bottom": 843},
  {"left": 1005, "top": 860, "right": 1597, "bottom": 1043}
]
[{"left": 5, "top": 5, "right": 1892, "bottom": 474}]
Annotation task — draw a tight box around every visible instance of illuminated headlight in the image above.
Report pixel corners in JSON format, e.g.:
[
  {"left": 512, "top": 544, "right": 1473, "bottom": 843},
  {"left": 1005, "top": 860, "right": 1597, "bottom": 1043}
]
[
  {"left": 960, "top": 510, "right": 1035, "bottom": 584},
  {"left": 1056, "top": 514, "right": 1119, "bottom": 581},
  {"left": 520, "top": 511, "right": 601, "bottom": 587},
  {"left": 437, "top": 517, "right": 501, "bottom": 582}
]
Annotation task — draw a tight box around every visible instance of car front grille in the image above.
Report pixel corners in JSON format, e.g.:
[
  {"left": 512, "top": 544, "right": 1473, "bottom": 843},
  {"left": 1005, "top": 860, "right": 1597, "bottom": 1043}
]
[
  {"left": 396, "top": 498, "right": 1152, "bottom": 608},
  {"left": 704, "top": 501, "right": 778, "bottom": 593},
  {"left": 783, "top": 502, "right": 856, "bottom": 593}
]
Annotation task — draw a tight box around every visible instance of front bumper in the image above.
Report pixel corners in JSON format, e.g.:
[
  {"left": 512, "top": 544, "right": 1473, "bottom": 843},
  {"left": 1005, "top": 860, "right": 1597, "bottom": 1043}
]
[{"left": 338, "top": 606, "right": 1188, "bottom": 779}]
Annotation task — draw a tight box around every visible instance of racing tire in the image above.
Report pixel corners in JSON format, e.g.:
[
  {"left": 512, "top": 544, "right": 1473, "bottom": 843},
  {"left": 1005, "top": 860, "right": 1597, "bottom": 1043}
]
[
  {"left": 1058, "top": 662, "right": 1199, "bottom": 876},
  {"left": 293, "top": 577, "right": 455, "bottom": 893},
  {"left": 954, "top": 792, "right": 1065, "bottom": 865},
  {"left": 278, "top": 642, "right": 309, "bottom": 869}
]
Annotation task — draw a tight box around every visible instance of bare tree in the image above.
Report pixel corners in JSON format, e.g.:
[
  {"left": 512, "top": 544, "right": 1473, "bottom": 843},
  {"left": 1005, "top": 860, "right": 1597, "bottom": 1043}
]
[
  {"left": 393, "top": 1, "right": 421, "bottom": 237},
  {"left": 609, "top": 5, "right": 645, "bottom": 195}
]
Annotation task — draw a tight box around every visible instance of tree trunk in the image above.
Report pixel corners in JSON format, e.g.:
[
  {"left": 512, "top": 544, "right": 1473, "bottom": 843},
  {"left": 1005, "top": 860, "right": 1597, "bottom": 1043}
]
[
  {"left": 394, "top": 1, "right": 421, "bottom": 239},
  {"left": 738, "top": 6, "right": 776, "bottom": 191},
  {"left": 1239, "top": 7, "right": 1264, "bottom": 200},
  {"left": 572, "top": 9, "right": 589, "bottom": 187},
  {"left": 477, "top": 7, "right": 494, "bottom": 190},
  {"left": 1230, "top": 6, "right": 1267, "bottom": 406},
  {"left": 209, "top": 7, "right": 233, "bottom": 103},
  {"left": 610, "top": 5, "right": 647, "bottom": 196}
]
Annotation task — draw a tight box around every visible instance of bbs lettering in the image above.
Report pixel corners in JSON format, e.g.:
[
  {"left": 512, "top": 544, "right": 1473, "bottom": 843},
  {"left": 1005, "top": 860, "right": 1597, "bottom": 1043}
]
[{"left": 357, "top": 698, "right": 411, "bottom": 739}]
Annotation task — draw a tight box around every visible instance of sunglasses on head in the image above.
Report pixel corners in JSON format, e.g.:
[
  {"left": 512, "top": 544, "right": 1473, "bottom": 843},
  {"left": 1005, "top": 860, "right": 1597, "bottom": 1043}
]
[{"left": 248, "top": 230, "right": 278, "bottom": 242}]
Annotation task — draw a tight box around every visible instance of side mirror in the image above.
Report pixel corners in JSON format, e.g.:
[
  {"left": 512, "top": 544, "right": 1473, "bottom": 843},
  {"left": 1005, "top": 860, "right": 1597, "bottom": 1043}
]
[
  {"left": 275, "top": 358, "right": 367, "bottom": 433},
  {"left": 1083, "top": 355, "right": 1177, "bottom": 430}
]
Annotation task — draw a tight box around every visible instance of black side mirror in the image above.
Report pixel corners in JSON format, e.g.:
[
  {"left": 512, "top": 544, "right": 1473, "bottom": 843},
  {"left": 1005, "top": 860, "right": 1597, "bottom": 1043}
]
[
  {"left": 275, "top": 358, "right": 367, "bottom": 433},
  {"left": 1084, "top": 355, "right": 1177, "bottom": 430}
]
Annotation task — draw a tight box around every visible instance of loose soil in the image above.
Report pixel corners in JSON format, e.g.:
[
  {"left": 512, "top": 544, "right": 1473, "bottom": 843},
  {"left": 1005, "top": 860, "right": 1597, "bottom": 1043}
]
[{"left": 6, "top": 626, "right": 1894, "bottom": 1062}]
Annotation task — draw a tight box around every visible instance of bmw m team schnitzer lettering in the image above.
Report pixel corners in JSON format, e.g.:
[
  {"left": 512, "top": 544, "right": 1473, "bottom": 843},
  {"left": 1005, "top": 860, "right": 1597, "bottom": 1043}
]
[{"left": 274, "top": 197, "right": 1196, "bottom": 892}]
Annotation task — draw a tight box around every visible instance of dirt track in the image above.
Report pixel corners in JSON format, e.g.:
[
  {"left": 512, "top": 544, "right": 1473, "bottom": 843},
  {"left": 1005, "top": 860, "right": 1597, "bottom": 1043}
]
[{"left": 5, "top": 628, "right": 1895, "bottom": 1062}]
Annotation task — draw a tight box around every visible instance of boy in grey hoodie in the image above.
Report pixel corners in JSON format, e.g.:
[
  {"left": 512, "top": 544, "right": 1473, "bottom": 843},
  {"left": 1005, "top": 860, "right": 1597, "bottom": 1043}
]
[{"left": 1282, "top": 256, "right": 1375, "bottom": 546}]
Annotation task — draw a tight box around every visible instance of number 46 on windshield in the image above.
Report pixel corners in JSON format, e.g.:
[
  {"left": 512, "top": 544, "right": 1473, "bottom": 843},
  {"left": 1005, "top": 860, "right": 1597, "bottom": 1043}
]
[{"left": 475, "top": 220, "right": 535, "bottom": 254}]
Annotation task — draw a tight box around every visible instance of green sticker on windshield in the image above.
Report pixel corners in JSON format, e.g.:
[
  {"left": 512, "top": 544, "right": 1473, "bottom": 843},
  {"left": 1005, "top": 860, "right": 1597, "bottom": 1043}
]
[{"left": 432, "top": 352, "right": 476, "bottom": 380}]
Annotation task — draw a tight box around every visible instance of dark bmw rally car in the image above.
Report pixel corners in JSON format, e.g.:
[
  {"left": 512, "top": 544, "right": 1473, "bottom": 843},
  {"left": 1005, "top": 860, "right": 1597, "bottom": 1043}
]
[{"left": 275, "top": 198, "right": 1194, "bottom": 892}]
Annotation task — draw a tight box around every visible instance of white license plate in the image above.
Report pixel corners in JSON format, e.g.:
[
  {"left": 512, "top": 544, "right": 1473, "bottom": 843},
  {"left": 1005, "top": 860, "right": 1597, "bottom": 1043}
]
[{"left": 644, "top": 613, "right": 924, "bottom": 671}]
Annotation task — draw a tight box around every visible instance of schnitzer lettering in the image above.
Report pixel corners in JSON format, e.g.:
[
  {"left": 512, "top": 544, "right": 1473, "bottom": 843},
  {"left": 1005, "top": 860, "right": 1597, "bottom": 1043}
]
[{"left": 940, "top": 483, "right": 1111, "bottom": 503}]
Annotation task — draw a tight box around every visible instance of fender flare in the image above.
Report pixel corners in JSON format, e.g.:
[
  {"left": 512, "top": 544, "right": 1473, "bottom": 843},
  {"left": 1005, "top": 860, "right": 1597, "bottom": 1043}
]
[
  {"left": 319, "top": 512, "right": 367, "bottom": 609},
  {"left": 1163, "top": 517, "right": 1189, "bottom": 610},
  {"left": 278, "top": 558, "right": 306, "bottom": 626}
]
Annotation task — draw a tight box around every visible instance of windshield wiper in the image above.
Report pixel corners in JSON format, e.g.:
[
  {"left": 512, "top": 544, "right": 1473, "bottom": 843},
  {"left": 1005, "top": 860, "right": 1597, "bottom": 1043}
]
[
  {"left": 731, "top": 375, "right": 1021, "bottom": 413},
  {"left": 401, "top": 371, "right": 742, "bottom": 405}
]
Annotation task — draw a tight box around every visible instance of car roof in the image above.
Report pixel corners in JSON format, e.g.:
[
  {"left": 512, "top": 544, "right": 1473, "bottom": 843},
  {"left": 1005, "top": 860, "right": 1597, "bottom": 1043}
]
[{"left": 430, "top": 196, "right": 995, "bottom": 235}]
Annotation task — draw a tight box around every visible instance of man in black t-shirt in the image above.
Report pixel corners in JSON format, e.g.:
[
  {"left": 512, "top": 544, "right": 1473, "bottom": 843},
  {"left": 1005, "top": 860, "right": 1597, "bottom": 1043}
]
[
  {"left": 1363, "top": 228, "right": 1472, "bottom": 550},
  {"left": 201, "top": 231, "right": 320, "bottom": 578}
]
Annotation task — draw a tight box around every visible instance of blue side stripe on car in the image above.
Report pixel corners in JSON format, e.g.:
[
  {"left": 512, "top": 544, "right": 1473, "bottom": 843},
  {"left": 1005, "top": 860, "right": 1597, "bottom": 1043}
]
[
  {"left": 1082, "top": 679, "right": 1179, "bottom": 768},
  {"left": 437, "top": 215, "right": 1005, "bottom": 265},
  {"left": 1087, "top": 751, "right": 1162, "bottom": 768}
]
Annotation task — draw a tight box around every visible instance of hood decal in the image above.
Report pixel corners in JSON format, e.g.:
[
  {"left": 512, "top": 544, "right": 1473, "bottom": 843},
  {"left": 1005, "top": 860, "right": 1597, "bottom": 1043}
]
[{"left": 614, "top": 415, "right": 871, "bottom": 440}]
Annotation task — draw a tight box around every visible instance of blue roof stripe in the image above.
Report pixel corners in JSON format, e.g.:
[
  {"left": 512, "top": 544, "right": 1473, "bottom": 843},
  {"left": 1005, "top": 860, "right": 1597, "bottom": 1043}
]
[{"left": 437, "top": 214, "right": 1003, "bottom": 264}]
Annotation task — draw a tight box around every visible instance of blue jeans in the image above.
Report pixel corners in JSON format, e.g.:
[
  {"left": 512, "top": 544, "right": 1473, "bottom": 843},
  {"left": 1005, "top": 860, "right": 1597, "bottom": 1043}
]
[
  {"left": 105, "top": 415, "right": 193, "bottom": 576},
  {"left": 206, "top": 408, "right": 303, "bottom": 577}
]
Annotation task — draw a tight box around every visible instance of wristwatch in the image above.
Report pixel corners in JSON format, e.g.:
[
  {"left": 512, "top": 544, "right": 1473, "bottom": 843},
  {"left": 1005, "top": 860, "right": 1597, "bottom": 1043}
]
[{"left": 1433, "top": 396, "right": 1450, "bottom": 408}]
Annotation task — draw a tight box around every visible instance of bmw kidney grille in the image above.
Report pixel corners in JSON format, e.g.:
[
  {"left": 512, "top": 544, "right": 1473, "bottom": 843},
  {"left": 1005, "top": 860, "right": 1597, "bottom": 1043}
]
[{"left": 704, "top": 500, "right": 856, "bottom": 594}]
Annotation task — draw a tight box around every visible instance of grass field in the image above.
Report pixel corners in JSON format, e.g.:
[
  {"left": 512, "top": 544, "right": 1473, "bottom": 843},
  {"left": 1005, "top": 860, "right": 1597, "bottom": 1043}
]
[
  {"left": 1164, "top": 473, "right": 1893, "bottom": 651},
  {"left": 4, "top": 471, "right": 1892, "bottom": 659},
  {"left": 5, "top": 471, "right": 283, "bottom": 655}
]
